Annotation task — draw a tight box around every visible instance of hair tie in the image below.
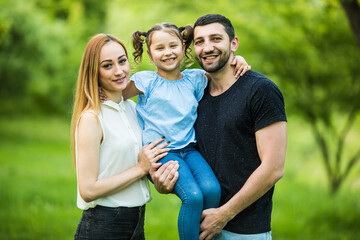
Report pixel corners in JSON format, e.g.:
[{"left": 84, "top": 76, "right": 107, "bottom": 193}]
[
  {"left": 142, "top": 32, "right": 147, "bottom": 37},
  {"left": 178, "top": 26, "right": 185, "bottom": 33}
]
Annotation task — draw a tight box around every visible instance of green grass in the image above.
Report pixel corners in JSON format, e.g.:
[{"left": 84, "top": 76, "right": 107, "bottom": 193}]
[{"left": 0, "top": 116, "right": 359, "bottom": 239}]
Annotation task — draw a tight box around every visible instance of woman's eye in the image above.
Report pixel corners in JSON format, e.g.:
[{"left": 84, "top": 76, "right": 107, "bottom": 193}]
[
  {"left": 119, "top": 59, "right": 127, "bottom": 64},
  {"left": 103, "top": 64, "right": 111, "bottom": 68}
]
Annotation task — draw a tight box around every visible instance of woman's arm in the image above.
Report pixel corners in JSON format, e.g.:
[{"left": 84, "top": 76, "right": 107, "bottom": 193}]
[
  {"left": 76, "top": 112, "right": 168, "bottom": 202},
  {"left": 123, "top": 81, "right": 143, "bottom": 100}
]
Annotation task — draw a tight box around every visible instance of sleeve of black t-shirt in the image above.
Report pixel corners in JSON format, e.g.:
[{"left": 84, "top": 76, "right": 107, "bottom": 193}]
[{"left": 249, "top": 77, "right": 287, "bottom": 132}]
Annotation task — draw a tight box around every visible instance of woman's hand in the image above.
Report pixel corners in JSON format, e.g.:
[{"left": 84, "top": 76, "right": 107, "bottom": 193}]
[
  {"left": 137, "top": 137, "right": 169, "bottom": 175},
  {"left": 231, "top": 55, "right": 251, "bottom": 79}
]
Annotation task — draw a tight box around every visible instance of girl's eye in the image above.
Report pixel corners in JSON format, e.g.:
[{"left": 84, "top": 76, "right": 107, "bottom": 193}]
[
  {"left": 119, "top": 59, "right": 127, "bottom": 64},
  {"left": 171, "top": 44, "right": 178, "bottom": 48},
  {"left": 103, "top": 64, "right": 112, "bottom": 68}
]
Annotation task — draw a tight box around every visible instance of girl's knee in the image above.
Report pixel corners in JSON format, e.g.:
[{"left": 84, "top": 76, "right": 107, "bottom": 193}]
[
  {"left": 201, "top": 181, "right": 221, "bottom": 208},
  {"left": 182, "top": 188, "right": 203, "bottom": 207}
]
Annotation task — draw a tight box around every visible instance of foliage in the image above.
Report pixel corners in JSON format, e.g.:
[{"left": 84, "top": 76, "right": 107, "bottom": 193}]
[
  {"left": 237, "top": 0, "right": 360, "bottom": 194},
  {"left": 0, "top": 116, "right": 359, "bottom": 239},
  {"left": 1, "top": 0, "right": 359, "bottom": 194}
]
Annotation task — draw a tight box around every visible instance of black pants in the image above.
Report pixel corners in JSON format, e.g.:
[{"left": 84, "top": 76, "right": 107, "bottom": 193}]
[{"left": 74, "top": 205, "right": 145, "bottom": 240}]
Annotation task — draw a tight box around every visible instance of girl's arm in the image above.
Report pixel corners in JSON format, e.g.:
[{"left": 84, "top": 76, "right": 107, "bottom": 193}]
[
  {"left": 231, "top": 55, "right": 251, "bottom": 79},
  {"left": 204, "top": 56, "right": 251, "bottom": 82},
  {"left": 123, "top": 81, "right": 143, "bottom": 100},
  {"left": 76, "top": 112, "right": 168, "bottom": 202}
]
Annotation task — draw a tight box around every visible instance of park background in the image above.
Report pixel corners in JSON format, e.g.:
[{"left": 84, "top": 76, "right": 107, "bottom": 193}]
[{"left": 1, "top": 0, "right": 360, "bottom": 239}]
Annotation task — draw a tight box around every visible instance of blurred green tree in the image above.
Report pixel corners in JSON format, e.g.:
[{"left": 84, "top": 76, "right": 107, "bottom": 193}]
[
  {"left": 240, "top": 0, "right": 360, "bottom": 194},
  {"left": 0, "top": 0, "right": 108, "bottom": 115},
  {"left": 339, "top": 0, "right": 360, "bottom": 48}
]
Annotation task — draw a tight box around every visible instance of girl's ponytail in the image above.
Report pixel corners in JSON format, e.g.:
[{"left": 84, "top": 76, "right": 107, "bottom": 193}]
[
  {"left": 180, "top": 25, "right": 194, "bottom": 61},
  {"left": 132, "top": 31, "right": 147, "bottom": 64}
]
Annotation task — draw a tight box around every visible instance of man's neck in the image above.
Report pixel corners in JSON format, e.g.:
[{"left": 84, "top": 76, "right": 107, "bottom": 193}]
[{"left": 208, "top": 64, "right": 237, "bottom": 97}]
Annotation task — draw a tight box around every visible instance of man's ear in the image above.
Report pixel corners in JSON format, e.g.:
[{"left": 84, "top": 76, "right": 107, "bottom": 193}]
[{"left": 231, "top": 36, "right": 239, "bottom": 53}]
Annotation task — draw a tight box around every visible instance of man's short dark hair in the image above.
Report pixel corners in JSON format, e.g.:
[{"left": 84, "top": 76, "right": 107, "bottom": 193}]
[{"left": 194, "top": 14, "right": 235, "bottom": 41}]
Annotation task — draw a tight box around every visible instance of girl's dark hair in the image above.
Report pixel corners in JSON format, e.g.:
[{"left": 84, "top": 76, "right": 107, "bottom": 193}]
[{"left": 131, "top": 23, "right": 194, "bottom": 64}]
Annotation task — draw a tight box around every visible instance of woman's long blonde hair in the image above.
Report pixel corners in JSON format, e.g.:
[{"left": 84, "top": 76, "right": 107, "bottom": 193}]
[{"left": 70, "top": 34, "right": 128, "bottom": 164}]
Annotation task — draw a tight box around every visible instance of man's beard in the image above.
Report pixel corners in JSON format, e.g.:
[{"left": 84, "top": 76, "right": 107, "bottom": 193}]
[{"left": 196, "top": 49, "right": 231, "bottom": 73}]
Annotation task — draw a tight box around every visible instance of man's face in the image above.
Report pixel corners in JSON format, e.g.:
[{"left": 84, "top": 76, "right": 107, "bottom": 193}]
[{"left": 193, "top": 23, "right": 232, "bottom": 73}]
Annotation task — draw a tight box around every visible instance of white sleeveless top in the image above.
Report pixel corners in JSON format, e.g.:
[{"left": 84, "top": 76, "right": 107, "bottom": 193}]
[{"left": 75, "top": 99, "right": 151, "bottom": 210}]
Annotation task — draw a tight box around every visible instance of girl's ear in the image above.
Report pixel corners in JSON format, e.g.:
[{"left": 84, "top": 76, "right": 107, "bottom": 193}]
[{"left": 147, "top": 49, "right": 153, "bottom": 62}]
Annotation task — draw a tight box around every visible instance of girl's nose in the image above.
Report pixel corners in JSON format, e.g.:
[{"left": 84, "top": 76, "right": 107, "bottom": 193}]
[{"left": 164, "top": 47, "right": 172, "bottom": 55}]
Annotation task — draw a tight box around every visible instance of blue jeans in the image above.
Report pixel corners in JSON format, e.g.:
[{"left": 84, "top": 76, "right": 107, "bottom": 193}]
[
  {"left": 213, "top": 230, "right": 272, "bottom": 240},
  {"left": 159, "top": 144, "right": 221, "bottom": 240},
  {"left": 74, "top": 205, "right": 145, "bottom": 240}
]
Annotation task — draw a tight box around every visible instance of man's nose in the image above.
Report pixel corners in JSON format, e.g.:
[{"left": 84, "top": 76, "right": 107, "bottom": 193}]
[{"left": 203, "top": 41, "right": 214, "bottom": 53}]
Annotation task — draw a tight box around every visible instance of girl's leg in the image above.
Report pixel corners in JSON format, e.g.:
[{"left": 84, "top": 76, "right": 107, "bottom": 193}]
[
  {"left": 159, "top": 152, "right": 204, "bottom": 240},
  {"left": 184, "top": 149, "right": 221, "bottom": 209}
]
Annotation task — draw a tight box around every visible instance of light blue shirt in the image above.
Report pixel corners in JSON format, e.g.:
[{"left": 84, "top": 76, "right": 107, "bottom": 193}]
[{"left": 130, "top": 69, "right": 208, "bottom": 149}]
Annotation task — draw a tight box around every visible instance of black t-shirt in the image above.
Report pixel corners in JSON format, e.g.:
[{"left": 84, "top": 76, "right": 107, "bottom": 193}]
[{"left": 194, "top": 70, "right": 287, "bottom": 234}]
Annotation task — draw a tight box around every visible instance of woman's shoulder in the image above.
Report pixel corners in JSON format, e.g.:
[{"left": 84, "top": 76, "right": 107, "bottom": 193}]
[
  {"left": 77, "top": 110, "right": 101, "bottom": 132},
  {"left": 79, "top": 110, "right": 99, "bottom": 124}
]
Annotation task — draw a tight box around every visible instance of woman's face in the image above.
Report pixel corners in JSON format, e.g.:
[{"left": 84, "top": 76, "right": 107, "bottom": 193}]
[{"left": 98, "top": 41, "right": 130, "bottom": 93}]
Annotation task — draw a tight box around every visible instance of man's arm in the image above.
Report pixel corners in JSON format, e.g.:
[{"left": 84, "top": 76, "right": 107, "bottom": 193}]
[{"left": 199, "top": 121, "right": 287, "bottom": 240}]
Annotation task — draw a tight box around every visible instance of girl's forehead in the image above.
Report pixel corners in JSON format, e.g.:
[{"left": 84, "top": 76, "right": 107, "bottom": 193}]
[{"left": 151, "top": 30, "right": 181, "bottom": 42}]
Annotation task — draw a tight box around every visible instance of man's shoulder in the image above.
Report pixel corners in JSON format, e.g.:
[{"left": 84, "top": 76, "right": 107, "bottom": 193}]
[
  {"left": 243, "top": 70, "right": 280, "bottom": 91},
  {"left": 243, "top": 70, "right": 270, "bottom": 83}
]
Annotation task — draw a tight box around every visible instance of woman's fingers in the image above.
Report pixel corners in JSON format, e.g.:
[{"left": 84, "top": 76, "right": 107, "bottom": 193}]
[
  {"left": 152, "top": 151, "right": 168, "bottom": 163},
  {"left": 147, "top": 137, "right": 166, "bottom": 149}
]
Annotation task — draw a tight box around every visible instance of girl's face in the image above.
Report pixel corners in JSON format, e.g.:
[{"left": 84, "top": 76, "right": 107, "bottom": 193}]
[
  {"left": 148, "top": 30, "right": 184, "bottom": 76},
  {"left": 98, "top": 41, "right": 130, "bottom": 95}
]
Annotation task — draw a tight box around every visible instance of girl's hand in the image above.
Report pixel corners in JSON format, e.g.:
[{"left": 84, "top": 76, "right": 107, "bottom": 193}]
[
  {"left": 137, "top": 137, "right": 169, "bottom": 174},
  {"left": 231, "top": 56, "right": 251, "bottom": 79},
  {"left": 99, "top": 87, "right": 108, "bottom": 103}
]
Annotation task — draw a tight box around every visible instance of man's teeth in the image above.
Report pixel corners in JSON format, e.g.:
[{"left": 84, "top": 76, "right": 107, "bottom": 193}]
[{"left": 204, "top": 56, "right": 216, "bottom": 60}]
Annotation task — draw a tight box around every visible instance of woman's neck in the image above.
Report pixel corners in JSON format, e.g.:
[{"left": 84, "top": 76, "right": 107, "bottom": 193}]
[{"left": 104, "top": 90, "right": 123, "bottom": 103}]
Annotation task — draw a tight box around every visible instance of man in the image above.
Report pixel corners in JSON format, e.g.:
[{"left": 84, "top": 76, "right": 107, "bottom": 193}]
[{"left": 150, "top": 14, "right": 287, "bottom": 240}]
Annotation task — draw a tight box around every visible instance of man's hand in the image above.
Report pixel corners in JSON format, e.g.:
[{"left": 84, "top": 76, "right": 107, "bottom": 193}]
[
  {"left": 149, "top": 160, "right": 179, "bottom": 194},
  {"left": 199, "top": 208, "right": 229, "bottom": 240}
]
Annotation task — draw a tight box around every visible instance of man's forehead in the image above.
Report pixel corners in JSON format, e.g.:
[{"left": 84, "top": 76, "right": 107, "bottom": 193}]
[{"left": 194, "top": 23, "right": 226, "bottom": 38}]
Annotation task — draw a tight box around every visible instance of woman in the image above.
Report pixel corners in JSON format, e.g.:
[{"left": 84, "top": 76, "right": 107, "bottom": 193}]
[{"left": 70, "top": 33, "right": 169, "bottom": 240}]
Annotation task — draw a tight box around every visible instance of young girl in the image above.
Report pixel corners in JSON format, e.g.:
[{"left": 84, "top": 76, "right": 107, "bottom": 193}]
[
  {"left": 71, "top": 34, "right": 169, "bottom": 240},
  {"left": 122, "top": 23, "right": 250, "bottom": 240}
]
